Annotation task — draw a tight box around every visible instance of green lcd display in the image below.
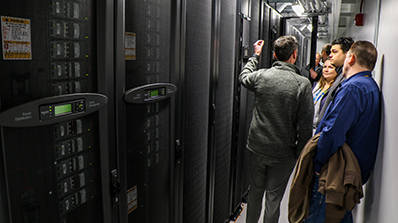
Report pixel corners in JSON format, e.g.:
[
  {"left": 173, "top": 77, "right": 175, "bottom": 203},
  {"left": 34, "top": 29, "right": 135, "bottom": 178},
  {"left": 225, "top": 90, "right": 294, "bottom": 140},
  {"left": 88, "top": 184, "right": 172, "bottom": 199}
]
[
  {"left": 54, "top": 104, "right": 72, "bottom": 116},
  {"left": 150, "top": 89, "right": 159, "bottom": 97}
]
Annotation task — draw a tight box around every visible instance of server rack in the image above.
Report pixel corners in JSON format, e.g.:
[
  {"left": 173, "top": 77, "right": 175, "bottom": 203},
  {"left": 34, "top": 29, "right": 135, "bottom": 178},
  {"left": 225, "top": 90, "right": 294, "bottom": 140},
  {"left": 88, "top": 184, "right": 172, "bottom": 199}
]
[
  {"left": 114, "top": 0, "right": 180, "bottom": 222},
  {"left": 230, "top": 1, "right": 285, "bottom": 218},
  {"left": 262, "top": 3, "right": 284, "bottom": 67},
  {"left": 172, "top": 0, "right": 186, "bottom": 222},
  {"left": 205, "top": 0, "right": 238, "bottom": 222},
  {"left": 283, "top": 18, "right": 311, "bottom": 70},
  {"left": 182, "top": 0, "right": 212, "bottom": 222},
  {"left": 260, "top": 3, "right": 272, "bottom": 67},
  {"left": 0, "top": 0, "right": 114, "bottom": 222},
  {"left": 206, "top": 0, "right": 221, "bottom": 222},
  {"left": 230, "top": 0, "right": 253, "bottom": 217}
]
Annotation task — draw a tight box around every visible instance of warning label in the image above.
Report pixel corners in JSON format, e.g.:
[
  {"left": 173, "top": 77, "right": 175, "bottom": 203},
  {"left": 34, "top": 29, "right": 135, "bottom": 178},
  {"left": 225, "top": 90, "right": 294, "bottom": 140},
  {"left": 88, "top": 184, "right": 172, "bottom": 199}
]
[
  {"left": 1, "top": 16, "right": 32, "bottom": 60},
  {"left": 125, "top": 32, "right": 136, "bottom": 61},
  {"left": 127, "top": 186, "right": 138, "bottom": 214}
]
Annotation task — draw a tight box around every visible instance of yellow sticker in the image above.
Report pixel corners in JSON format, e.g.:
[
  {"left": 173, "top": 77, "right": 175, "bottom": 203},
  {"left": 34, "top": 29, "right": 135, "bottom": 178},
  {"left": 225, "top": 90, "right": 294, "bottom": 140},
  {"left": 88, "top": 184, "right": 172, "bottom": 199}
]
[
  {"left": 1, "top": 16, "right": 32, "bottom": 60},
  {"left": 125, "top": 32, "right": 136, "bottom": 61},
  {"left": 127, "top": 186, "right": 138, "bottom": 214}
]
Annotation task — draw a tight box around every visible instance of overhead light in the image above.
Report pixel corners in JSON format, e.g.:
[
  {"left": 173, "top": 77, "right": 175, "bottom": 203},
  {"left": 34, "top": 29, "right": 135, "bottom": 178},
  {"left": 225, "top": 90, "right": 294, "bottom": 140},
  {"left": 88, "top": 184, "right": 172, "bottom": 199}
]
[{"left": 292, "top": 3, "right": 305, "bottom": 16}]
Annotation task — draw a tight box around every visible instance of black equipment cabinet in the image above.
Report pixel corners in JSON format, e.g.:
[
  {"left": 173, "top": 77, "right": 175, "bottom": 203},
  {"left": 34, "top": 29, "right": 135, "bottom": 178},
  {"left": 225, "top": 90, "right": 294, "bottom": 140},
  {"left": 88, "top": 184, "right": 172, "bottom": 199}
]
[
  {"left": 115, "top": 0, "right": 179, "bottom": 222},
  {"left": 0, "top": 0, "right": 113, "bottom": 223},
  {"left": 284, "top": 18, "right": 311, "bottom": 69},
  {"left": 181, "top": 1, "right": 212, "bottom": 223},
  {"left": 230, "top": 0, "right": 256, "bottom": 215},
  {"left": 209, "top": 0, "right": 238, "bottom": 222},
  {"left": 261, "top": 3, "right": 283, "bottom": 67},
  {"left": 230, "top": 1, "right": 285, "bottom": 217}
]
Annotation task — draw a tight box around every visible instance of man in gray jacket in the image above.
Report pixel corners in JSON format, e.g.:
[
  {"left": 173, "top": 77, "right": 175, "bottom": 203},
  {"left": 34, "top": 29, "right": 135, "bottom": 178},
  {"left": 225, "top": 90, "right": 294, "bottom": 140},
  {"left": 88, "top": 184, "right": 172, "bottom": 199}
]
[{"left": 240, "top": 36, "right": 313, "bottom": 223}]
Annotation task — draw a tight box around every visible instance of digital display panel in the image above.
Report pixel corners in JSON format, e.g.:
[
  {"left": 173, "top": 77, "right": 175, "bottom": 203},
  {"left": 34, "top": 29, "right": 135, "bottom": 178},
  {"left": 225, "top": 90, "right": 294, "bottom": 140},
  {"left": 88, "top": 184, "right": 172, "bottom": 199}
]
[
  {"left": 150, "top": 89, "right": 159, "bottom": 97},
  {"left": 54, "top": 104, "right": 72, "bottom": 116}
]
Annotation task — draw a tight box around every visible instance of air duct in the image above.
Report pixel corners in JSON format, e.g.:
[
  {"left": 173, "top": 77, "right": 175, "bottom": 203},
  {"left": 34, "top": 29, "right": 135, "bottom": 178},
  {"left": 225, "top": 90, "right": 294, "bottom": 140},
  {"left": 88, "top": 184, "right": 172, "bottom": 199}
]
[
  {"left": 297, "top": 0, "right": 308, "bottom": 12},
  {"left": 292, "top": 3, "right": 305, "bottom": 16},
  {"left": 319, "top": 14, "right": 327, "bottom": 25},
  {"left": 314, "top": 0, "right": 322, "bottom": 11},
  {"left": 277, "top": 3, "right": 291, "bottom": 13},
  {"left": 308, "top": 0, "right": 316, "bottom": 12}
]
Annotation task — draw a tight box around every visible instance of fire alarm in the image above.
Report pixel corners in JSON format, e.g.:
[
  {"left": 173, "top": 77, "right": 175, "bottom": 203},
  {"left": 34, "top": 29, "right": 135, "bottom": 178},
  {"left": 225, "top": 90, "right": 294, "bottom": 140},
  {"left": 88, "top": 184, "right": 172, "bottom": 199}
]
[{"left": 355, "top": 13, "right": 364, "bottom": 26}]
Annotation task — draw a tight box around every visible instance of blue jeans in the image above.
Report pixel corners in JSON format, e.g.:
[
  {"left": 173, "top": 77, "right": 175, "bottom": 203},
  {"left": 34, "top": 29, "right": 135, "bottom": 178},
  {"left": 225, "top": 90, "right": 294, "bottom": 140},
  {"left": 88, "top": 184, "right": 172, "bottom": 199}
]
[{"left": 304, "top": 175, "right": 353, "bottom": 223}]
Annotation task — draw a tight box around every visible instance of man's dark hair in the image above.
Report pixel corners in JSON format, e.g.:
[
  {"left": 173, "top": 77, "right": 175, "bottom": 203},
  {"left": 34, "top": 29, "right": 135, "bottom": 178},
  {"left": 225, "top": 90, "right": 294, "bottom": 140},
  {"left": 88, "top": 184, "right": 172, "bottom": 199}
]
[
  {"left": 331, "top": 37, "right": 354, "bottom": 53},
  {"left": 273, "top": 36, "right": 298, "bottom": 61},
  {"left": 322, "top": 44, "right": 332, "bottom": 56},
  {"left": 350, "top": 41, "right": 378, "bottom": 70}
]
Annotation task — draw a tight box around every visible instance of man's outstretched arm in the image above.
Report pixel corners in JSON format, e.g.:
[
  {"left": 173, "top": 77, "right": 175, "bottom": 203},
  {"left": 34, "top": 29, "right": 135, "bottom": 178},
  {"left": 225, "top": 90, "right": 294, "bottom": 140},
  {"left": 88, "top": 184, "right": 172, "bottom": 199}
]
[{"left": 239, "top": 40, "right": 264, "bottom": 90}]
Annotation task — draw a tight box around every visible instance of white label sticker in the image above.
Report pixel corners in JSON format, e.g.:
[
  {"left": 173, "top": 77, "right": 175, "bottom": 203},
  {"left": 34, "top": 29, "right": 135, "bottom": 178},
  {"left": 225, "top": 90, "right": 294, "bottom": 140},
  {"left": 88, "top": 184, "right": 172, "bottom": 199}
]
[
  {"left": 1, "top": 16, "right": 32, "bottom": 60},
  {"left": 125, "top": 32, "right": 136, "bottom": 60},
  {"left": 73, "top": 3, "right": 80, "bottom": 19}
]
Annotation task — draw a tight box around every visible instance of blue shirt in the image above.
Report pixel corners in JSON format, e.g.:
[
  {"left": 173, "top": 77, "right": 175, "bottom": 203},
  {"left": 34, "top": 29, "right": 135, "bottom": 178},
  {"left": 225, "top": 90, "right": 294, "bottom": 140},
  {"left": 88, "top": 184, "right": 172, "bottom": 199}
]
[{"left": 315, "top": 71, "right": 380, "bottom": 183}]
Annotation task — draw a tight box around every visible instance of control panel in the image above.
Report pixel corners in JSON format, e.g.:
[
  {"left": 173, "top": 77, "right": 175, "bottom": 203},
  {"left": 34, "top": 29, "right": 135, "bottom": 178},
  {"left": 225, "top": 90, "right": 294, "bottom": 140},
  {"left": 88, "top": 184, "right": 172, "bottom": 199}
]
[
  {"left": 0, "top": 93, "right": 107, "bottom": 127},
  {"left": 124, "top": 83, "right": 177, "bottom": 104},
  {"left": 40, "top": 99, "right": 85, "bottom": 120},
  {"left": 147, "top": 87, "right": 166, "bottom": 99}
]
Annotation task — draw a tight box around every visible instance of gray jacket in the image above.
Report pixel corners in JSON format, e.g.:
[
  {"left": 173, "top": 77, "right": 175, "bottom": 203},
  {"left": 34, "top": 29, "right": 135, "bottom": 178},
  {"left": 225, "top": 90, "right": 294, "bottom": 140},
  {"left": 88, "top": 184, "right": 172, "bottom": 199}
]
[{"left": 239, "top": 57, "right": 314, "bottom": 159}]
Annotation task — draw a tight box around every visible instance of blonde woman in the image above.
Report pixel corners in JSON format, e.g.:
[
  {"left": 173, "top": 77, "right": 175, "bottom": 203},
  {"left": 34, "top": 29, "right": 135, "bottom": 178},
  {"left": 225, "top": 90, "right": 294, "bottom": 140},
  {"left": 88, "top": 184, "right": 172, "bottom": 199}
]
[{"left": 312, "top": 59, "right": 338, "bottom": 132}]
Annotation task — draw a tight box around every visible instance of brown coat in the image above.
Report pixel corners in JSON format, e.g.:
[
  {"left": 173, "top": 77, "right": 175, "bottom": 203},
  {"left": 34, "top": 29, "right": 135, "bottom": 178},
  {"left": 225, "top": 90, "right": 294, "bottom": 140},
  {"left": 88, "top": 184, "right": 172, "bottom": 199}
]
[
  {"left": 288, "top": 134, "right": 363, "bottom": 223},
  {"left": 288, "top": 134, "right": 320, "bottom": 223},
  {"left": 318, "top": 143, "right": 363, "bottom": 223}
]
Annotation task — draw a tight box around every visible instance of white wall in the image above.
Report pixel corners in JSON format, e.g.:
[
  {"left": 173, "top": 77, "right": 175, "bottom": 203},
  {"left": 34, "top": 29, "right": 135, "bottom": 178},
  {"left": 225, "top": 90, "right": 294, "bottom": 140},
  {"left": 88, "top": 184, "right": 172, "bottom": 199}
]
[
  {"left": 366, "top": 0, "right": 398, "bottom": 221},
  {"left": 344, "top": 0, "right": 380, "bottom": 43},
  {"left": 344, "top": 0, "right": 398, "bottom": 222}
]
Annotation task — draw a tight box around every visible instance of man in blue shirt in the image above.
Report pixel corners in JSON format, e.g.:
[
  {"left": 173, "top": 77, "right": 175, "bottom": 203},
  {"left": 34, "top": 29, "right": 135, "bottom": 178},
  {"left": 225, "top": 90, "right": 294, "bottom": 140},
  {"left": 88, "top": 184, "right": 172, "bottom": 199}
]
[{"left": 305, "top": 41, "right": 381, "bottom": 222}]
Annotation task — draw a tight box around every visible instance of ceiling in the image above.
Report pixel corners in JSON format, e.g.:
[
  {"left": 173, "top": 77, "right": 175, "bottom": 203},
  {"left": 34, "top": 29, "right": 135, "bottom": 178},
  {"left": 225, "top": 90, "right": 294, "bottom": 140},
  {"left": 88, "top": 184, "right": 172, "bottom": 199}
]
[{"left": 266, "top": 0, "right": 362, "bottom": 41}]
